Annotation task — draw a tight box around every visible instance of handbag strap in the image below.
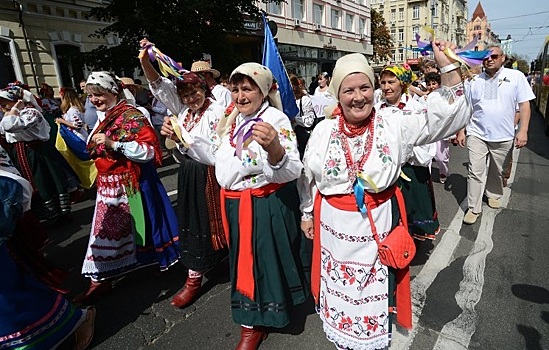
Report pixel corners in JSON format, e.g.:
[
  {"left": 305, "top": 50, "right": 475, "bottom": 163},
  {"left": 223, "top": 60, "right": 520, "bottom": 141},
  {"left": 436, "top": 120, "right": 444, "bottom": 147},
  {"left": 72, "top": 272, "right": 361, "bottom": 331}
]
[{"left": 366, "top": 186, "right": 408, "bottom": 245}]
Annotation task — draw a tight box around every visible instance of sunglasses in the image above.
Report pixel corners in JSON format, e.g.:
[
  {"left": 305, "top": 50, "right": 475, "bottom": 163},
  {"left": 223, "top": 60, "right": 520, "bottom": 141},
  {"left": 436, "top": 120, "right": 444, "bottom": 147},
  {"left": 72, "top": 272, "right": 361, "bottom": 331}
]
[{"left": 485, "top": 54, "right": 502, "bottom": 61}]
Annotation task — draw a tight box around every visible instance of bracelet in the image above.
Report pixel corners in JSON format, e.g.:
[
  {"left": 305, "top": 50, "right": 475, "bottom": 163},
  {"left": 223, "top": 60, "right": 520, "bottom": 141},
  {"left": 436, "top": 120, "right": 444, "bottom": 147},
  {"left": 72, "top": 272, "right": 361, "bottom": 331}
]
[
  {"left": 301, "top": 212, "right": 313, "bottom": 221},
  {"left": 10, "top": 107, "right": 20, "bottom": 114},
  {"left": 440, "top": 62, "right": 461, "bottom": 74}
]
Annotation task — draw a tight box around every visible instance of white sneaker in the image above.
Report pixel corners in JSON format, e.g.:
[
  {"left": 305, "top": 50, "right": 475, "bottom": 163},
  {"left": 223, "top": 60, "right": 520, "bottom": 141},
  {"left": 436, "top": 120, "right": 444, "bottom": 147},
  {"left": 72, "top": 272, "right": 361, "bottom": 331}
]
[{"left": 463, "top": 209, "right": 480, "bottom": 225}]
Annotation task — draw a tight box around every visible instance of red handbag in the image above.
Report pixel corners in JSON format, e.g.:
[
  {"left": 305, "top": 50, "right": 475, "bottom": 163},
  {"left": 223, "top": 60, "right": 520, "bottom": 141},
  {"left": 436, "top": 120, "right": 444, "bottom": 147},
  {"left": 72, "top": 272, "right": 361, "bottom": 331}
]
[{"left": 366, "top": 187, "right": 416, "bottom": 269}]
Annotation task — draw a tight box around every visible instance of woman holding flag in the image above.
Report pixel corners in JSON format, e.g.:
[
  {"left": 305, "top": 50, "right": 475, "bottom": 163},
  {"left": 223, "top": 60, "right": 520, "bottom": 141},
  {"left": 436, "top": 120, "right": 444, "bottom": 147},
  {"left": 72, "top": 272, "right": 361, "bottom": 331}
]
[
  {"left": 139, "top": 38, "right": 227, "bottom": 310},
  {"left": 161, "top": 61, "right": 310, "bottom": 350}
]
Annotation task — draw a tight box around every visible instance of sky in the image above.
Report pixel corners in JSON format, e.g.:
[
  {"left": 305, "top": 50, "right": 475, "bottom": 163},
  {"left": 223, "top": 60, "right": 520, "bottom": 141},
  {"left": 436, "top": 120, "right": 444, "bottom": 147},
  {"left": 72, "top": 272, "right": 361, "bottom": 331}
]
[{"left": 468, "top": 0, "right": 549, "bottom": 61}]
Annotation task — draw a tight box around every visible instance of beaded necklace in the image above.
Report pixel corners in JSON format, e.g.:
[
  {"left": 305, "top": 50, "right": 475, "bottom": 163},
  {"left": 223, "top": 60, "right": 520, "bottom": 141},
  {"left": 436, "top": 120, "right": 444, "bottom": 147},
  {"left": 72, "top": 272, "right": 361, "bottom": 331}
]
[
  {"left": 182, "top": 98, "right": 212, "bottom": 132},
  {"left": 334, "top": 105, "right": 375, "bottom": 183}
]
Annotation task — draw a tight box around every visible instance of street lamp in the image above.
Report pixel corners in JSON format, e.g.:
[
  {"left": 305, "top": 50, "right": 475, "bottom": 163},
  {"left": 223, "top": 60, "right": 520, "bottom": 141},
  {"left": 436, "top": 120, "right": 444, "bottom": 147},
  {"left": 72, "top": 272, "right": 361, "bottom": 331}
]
[{"left": 13, "top": 0, "right": 39, "bottom": 93}]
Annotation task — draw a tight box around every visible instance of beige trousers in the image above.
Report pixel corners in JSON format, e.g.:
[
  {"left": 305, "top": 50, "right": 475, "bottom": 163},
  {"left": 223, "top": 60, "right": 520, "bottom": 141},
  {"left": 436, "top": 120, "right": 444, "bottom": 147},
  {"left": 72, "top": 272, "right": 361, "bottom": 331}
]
[{"left": 466, "top": 135, "right": 514, "bottom": 213}]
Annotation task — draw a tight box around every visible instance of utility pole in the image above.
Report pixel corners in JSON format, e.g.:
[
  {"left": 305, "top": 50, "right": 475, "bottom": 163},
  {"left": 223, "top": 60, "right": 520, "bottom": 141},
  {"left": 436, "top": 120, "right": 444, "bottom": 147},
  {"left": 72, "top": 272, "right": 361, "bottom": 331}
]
[{"left": 13, "top": 0, "right": 40, "bottom": 94}]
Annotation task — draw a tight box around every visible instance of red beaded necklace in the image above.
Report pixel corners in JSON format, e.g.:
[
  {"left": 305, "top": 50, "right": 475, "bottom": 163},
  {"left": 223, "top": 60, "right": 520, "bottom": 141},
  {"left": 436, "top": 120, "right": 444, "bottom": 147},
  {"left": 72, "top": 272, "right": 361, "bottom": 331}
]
[
  {"left": 333, "top": 106, "right": 375, "bottom": 182},
  {"left": 182, "top": 98, "right": 212, "bottom": 131}
]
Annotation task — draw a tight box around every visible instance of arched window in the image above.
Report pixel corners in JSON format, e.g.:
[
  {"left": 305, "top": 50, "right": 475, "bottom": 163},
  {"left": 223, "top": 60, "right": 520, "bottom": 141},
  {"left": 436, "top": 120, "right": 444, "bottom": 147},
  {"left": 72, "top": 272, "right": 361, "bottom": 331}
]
[
  {"left": 0, "top": 40, "right": 17, "bottom": 87},
  {"left": 53, "top": 44, "right": 84, "bottom": 88}
]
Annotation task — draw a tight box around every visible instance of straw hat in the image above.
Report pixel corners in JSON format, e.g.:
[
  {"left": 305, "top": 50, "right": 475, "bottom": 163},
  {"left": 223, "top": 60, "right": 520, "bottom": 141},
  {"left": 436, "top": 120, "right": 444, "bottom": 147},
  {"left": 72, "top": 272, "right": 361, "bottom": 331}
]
[
  {"left": 119, "top": 77, "right": 136, "bottom": 86},
  {"left": 191, "top": 61, "right": 220, "bottom": 79}
]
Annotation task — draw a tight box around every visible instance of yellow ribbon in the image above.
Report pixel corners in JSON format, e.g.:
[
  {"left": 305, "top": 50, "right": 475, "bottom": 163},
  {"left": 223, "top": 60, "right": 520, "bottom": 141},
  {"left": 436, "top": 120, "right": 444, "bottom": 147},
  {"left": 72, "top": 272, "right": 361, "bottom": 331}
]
[
  {"left": 165, "top": 116, "right": 193, "bottom": 149},
  {"left": 399, "top": 170, "right": 411, "bottom": 182},
  {"left": 357, "top": 171, "right": 379, "bottom": 193}
]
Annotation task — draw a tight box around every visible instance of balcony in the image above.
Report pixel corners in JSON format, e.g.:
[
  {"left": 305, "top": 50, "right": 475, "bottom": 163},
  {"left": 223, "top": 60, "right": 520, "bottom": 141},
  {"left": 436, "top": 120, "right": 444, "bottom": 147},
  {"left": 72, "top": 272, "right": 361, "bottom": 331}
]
[{"left": 408, "top": 0, "right": 427, "bottom": 3}]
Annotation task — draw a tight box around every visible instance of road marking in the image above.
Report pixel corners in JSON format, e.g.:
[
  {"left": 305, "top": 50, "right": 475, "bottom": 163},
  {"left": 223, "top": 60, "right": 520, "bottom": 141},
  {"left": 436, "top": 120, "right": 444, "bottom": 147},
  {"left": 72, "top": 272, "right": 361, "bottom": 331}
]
[
  {"left": 432, "top": 148, "right": 518, "bottom": 349},
  {"left": 391, "top": 198, "right": 467, "bottom": 349}
]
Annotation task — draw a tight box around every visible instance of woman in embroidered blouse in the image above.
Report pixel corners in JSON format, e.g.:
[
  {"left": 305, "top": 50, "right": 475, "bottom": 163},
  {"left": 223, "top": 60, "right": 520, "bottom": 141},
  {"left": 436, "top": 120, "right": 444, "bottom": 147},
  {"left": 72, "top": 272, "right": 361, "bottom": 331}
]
[
  {"left": 76, "top": 71, "right": 180, "bottom": 304},
  {"left": 0, "top": 83, "right": 77, "bottom": 225},
  {"left": 139, "top": 38, "right": 227, "bottom": 310},
  {"left": 290, "top": 74, "right": 317, "bottom": 159},
  {"left": 314, "top": 71, "right": 332, "bottom": 98},
  {"left": 56, "top": 87, "right": 88, "bottom": 142},
  {"left": 299, "top": 42, "right": 470, "bottom": 350},
  {"left": 162, "top": 62, "right": 310, "bottom": 350},
  {"left": 377, "top": 64, "right": 440, "bottom": 241}
]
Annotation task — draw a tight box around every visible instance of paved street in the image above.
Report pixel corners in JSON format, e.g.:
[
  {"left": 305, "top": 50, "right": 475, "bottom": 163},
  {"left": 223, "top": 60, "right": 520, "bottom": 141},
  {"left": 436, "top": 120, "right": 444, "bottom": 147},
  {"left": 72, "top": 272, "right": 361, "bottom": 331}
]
[{"left": 45, "top": 104, "right": 549, "bottom": 350}]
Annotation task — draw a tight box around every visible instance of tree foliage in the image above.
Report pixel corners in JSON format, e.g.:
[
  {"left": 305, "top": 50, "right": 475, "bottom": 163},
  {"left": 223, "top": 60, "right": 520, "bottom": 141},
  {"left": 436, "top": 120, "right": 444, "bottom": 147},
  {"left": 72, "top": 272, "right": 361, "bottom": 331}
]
[
  {"left": 370, "top": 9, "right": 393, "bottom": 64},
  {"left": 77, "top": 0, "right": 277, "bottom": 76}
]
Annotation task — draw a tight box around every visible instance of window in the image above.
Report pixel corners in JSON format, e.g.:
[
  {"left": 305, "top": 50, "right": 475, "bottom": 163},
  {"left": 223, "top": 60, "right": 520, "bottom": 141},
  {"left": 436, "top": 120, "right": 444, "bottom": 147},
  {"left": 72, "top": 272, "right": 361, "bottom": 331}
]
[
  {"left": 413, "top": 5, "right": 420, "bottom": 19},
  {"left": 390, "top": 28, "right": 396, "bottom": 42},
  {"left": 313, "top": 3, "right": 323, "bottom": 24},
  {"left": 432, "top": 3, "right": 438, "bottom": 17},
  {"left": 331, "top": 9, "right": 340, "bottom": 29},
  {"left": 398, "top": 8, "right": 404, "bottom": 21},
  {"left": 54, "top": 44, "right": 85, "bottom": 88},
  {"left": 346, "top": 14, "right": 354, "bottom": 32},
  {"left": 267, "top": 1, "right": 282, "bottom": 15},
  {"left": 390, "top": 9, "right": 396, "bottom": 23},
  {"left": 293, "top": 0, "right": 304, "bottom": 20},
  {"left": 412, "top": 25, "right": 420, "bottom": 34},
  {"left": 359, "top": 18, "right": 365, "bottom": 35},
  {"left": 398, "top": 29, "right": 404, "bottom": 42},
  {"left": 0, "top": 40, "right": 17, "bottom": 88},
  {"left": 478, "top": 33, "right": 482, "bottom": 40},
  {"left": 398, "top": 48, "right": 404, "bottom": 62}
]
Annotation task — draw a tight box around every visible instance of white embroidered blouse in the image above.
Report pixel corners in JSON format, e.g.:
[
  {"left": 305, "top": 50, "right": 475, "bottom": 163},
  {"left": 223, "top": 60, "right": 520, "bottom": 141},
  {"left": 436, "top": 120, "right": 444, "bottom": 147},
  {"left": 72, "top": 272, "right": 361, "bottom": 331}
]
[{"left": 299, "top": 88, "right": 471, "bottom": 213}]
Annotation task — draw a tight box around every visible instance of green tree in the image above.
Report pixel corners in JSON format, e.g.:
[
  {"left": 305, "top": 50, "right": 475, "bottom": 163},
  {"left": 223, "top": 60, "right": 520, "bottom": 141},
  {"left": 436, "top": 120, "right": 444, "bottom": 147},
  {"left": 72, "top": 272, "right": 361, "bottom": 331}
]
[
  {"left": 77, "top": 1, "right": 278, "bottom": 75},
  {"left": 370, "top": 9, "right": 393, "bottom": 64}
]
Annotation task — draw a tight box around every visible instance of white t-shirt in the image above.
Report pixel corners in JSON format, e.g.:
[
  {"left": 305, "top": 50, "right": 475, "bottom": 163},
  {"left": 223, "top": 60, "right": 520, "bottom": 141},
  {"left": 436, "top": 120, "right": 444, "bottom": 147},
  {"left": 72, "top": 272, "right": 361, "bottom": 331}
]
[{"left": 465, "top": 67, "right": 535, "bottom": 142}]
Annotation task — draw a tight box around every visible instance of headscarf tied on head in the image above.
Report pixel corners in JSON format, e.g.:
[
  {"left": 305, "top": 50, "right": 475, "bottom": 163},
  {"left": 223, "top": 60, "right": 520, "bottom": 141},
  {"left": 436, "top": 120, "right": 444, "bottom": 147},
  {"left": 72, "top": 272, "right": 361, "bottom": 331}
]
[
  {"left": 216, "top": 62, "right": 283, "bottom": 137},
  {"left": 381, "top": 64, "right": 417, "bottom": 93},
  {"left": 0, "top": 82, "right": 42, "bottom": 112},
  {"left": 86, "top": 71, "right": 121, "bottom": 95}
]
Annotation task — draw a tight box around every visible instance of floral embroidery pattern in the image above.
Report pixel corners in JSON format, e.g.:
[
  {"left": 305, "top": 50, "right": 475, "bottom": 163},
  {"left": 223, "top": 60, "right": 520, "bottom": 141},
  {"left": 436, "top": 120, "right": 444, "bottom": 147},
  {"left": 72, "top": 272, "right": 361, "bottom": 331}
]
[
  {"left": 241, "top": 150, "right": 258, "bottom": 167},
  {"left": 376, "top": 142, "right": 392, "bottom": 164},
  {"left": 324, "top": 156, "right": 342, "bottom": 177}
]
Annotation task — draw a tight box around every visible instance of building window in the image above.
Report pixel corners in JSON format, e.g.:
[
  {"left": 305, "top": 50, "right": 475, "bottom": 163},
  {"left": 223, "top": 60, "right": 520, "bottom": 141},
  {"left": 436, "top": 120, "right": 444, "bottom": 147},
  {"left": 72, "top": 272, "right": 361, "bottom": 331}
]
[
  {"left": 390, "top": 28, "right": 396, "bottom": 43},
  {"left": 398, "top": 8, "right": 404, "bottom": 21},
  {"left": 412, "top": 25, "right": 420, "bottom": 34},
  {"left": 267, "top": 1, "right": 282, "bottom": 15},
  {"left": 398, "top": 28, "right": 404, "bottom": 42},
  {"left": 398, "top": 48, "right": 404, "bottom": 62},
  {"left": 54, "top": 44, "right": 84, "bottom": 88},
  {"left": 413, "top": 5, "right": 420, "bottom": 19},
  {"left": 359, "top": 17, "right": 365, "bottom": 35},
  {"left": 433, "top": 3, "right": 438, "bottom": 17},
  {"left": 478, "top": 33, "right": 481, "bottom": 40},
  {"left": 313, "top": 3, "right": 323, "bottom": 25},
  {"left": 293, "top": 0, "right": 304, "bottom": 20},
  {"left": 331, "top": 9, "right": 340, "bottom": 29},
  {"left": 390, "top": 9, "right": 396, "bottom": 23},
  {"left": 346, "top": 14, "right": 354, "bottom": 32},
  {"left": 0, "top": 40, "right": 17, "bottom": 88}
]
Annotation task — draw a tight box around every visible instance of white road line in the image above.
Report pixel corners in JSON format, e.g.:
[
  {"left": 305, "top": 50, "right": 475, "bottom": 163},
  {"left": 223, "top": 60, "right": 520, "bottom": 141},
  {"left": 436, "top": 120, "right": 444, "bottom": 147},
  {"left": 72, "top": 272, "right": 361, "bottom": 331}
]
[
  {"left": 432, "top": 148, "right": 518, "bottom": 349},
  {"left": 391, "top": 198, "right": 467, "bottom": 349}
]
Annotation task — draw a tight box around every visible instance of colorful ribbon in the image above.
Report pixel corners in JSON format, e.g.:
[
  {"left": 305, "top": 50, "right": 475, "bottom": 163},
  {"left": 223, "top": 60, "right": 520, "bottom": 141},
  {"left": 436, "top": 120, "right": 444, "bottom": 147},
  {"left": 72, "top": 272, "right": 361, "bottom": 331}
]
[
  {"left": 413, "top": 27, "right": 492, "bottom": 68},
  {"left": 353, "top": 172, "right": 379, "bottom": 214},
  {"left": 232, "top": 117, "right": 263, "bottom": 159},
  {"left": 142, "top": 43, "right": 188, "bottom": 79}
]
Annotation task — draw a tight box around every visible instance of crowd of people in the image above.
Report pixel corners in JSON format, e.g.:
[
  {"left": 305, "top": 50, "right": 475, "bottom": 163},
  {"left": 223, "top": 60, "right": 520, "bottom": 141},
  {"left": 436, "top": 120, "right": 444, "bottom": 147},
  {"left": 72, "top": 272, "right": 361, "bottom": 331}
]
[{"left": 0, "top": 36, "right": 535, "bottom": 350}]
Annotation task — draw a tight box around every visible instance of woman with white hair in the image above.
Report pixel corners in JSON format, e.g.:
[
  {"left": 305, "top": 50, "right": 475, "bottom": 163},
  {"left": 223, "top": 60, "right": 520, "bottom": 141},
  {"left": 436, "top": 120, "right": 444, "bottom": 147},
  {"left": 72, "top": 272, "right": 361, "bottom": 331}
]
[
  {"left": 162, "top": 63, "right": 310, "bottom": 350},
  {"left": 75, "top": 72, "right": 180, "bottom": 304},
  {"left": 299, "top": 41, "right": 471, "bottom": 349}
]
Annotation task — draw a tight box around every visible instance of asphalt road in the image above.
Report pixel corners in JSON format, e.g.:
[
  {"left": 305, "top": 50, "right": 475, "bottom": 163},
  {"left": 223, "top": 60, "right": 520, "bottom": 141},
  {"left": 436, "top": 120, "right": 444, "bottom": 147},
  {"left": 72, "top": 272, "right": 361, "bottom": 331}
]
[{"left": 45, "top": 104, "right": 549, "bottom": 350}]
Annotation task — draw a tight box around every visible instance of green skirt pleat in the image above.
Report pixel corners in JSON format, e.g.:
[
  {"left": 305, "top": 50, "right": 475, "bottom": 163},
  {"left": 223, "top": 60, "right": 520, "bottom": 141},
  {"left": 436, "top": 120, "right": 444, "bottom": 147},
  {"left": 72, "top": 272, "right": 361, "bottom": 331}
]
[
  {"left": 398, "top": 163, "right": 439, "bottom": 237},
  {"left": 226, "top": 181, "right": 311, "bottom": 328}
]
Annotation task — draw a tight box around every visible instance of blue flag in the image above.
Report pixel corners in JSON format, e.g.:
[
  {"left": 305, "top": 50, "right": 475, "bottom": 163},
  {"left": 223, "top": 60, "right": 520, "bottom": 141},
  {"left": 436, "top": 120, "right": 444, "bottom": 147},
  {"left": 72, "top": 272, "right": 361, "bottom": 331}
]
[{"left": 262, "top": 15, "right": 299, "bottom": 119}]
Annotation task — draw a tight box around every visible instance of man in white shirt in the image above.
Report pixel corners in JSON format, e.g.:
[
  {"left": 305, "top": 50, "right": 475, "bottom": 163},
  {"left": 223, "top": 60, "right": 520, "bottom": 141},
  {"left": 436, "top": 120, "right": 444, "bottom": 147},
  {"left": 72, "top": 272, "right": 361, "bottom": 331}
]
[
  {"left": 190, "top": 61, "right": 232, "bottom": 108},
  {"left": 462, "top": 45, "right": 535, "bottom": 224}
]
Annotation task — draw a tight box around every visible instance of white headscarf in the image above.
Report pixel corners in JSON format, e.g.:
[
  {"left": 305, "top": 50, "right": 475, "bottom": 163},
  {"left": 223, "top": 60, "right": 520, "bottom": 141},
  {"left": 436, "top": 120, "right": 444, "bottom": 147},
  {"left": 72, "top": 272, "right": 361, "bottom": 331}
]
[
  {"left": 86, "top": 71, "right": 136, "bottom": 105},
  {"left": 328, "top": 53, "right": 375, "bottom": 102}
]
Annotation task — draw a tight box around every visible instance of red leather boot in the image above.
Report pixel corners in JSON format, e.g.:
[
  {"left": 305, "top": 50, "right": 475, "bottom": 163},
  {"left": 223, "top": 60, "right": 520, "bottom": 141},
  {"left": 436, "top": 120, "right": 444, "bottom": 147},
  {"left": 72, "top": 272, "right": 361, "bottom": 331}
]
[
  {"left": 73, "top": 280, "right": 112, "bottom": 305},
  {"left": 235, "top": 326, "right": 268, "bottom": 350},
  {"left": 171, "top": 275, "right": 203, "bottom": 308}
]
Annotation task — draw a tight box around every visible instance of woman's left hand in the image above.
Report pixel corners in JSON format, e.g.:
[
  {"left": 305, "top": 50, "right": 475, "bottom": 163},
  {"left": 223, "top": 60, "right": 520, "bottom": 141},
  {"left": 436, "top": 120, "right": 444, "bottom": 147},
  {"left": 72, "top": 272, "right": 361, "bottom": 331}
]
[{"left": 92, "top": 133, "right": 115, "bottom": 149}]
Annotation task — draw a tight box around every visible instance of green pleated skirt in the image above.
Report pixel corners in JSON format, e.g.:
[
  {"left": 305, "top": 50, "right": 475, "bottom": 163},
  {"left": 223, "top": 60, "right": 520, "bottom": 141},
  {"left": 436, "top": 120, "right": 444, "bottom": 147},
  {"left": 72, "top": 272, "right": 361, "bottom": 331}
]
[{"left": 225, "top": 181, "right": 311, "bottom": 328}]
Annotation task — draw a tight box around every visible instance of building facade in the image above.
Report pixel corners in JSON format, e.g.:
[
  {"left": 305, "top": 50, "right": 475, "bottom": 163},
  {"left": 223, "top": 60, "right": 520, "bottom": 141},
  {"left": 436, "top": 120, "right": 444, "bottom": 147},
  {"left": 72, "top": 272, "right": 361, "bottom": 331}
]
[
  {"left": 371, "top": 0, "right": 467, "bottom": 68},
  {"left": 466, "top": 1, "right": 500, "bottom": 51},
  {"left": 0, "top": 0, "right": 114, "bottom": 94},
  {"left": 258, "top": 0, "right": 374, "bottom": 85}
]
